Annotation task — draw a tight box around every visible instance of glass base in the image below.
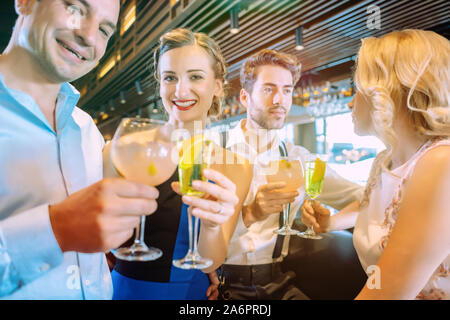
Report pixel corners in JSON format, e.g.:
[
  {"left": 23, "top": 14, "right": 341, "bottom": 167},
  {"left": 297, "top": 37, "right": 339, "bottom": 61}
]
[
  {"left": 274, "top": 226, "right": 301, "bottom": 236},
  {"left": 112, "top": 243, "right": 162, "bottom": 262},
  {"left": 173, "top": 252, "right": 213, "bottom": 270},
  {"left": 297, "top": 230, "right": 323, "bottom": 240}
]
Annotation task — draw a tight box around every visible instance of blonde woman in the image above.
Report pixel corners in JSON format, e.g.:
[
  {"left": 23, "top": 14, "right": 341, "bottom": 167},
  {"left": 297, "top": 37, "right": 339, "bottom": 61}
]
[
  {"left": 301, "top": 29, "right": 450, "bottom": 300},
  {"left": 104, "top": 28, "right": 251, "bottom": 300}
]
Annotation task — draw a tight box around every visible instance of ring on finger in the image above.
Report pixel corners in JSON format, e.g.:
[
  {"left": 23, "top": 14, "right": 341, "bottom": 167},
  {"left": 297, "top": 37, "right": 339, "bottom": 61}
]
[{"left": 215, "top": 204, "right": 225, "bottom": 215}]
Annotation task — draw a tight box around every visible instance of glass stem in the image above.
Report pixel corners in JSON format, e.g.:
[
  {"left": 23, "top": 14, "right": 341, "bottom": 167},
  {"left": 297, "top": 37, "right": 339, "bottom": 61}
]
[
  {"left": 187, "top": 207, "right": 193, "bottom": 254},
  {"left": 193, "top": 216, "right": 200, "bottom": 255},
  {"left": 134, "top": 216, "right": 146, "bottom": 245},
  {"left": 283, "top": 204, "right": 289, "bottom": 229},
  {"left": 306, "top": 225, "right": 315, "bottom": 234},
  {"left": 306, "top": 197, "right": 316, "bottom": 235}
]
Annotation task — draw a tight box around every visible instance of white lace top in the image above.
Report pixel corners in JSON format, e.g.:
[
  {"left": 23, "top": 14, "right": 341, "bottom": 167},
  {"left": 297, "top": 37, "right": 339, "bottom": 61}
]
[{"left": 353, "top": 138, "right": 450, "bottom": 300}]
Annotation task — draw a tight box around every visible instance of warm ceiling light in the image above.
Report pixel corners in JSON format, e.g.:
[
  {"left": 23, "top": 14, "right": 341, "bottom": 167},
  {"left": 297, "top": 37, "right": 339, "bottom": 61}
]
[
  {"left": 295, "top": 26, "right": 304, "bottom": 51},
  {"left": 98, "top": 57, "right": 116, "bottom": 79},
  {"left": 120, "top": 90, "right": 126, "bottom": 104},
  {"left": 100, "top": 104, "right": 109, "bottom": 120},
  {"left": 120, "top": 0, "right": 136, "bottom": 36},
  {"left": 230, "top": 7, "right": 239, "bottom": 34},
  {"left": 135, "top": 79, "right": 143, "bottom": 95},
  {"left": 152, "top": 102, "right": 159, "bottom": 113},
  {"left": 109, "top": 99, "right": 115, "bottom": 112}
]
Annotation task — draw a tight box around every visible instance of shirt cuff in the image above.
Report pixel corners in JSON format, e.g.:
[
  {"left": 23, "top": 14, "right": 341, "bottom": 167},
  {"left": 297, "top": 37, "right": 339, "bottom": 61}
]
[{"left": 0, "top": 204, "right": 64, "bottom": 284}]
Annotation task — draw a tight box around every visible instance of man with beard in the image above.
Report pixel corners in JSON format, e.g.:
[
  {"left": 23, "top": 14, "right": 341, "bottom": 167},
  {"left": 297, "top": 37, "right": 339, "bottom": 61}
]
[
  {"left": 0, "top": 0, "right": 159, "bottom": 299},
  {"left": 215, "top": 49, "right": 363, "bottom": 300}
]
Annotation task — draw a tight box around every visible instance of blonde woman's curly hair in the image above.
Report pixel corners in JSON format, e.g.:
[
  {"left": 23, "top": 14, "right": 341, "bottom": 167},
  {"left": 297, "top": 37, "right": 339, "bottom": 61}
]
[
  {"left": 355, "top": 29, "right": 450, "bottom": 206},
  {"left": 153, "top": 28, "right": 227, "bottom": 119},
  {"left": 354, "top": 29, "right": 450, "bottom": 169}
]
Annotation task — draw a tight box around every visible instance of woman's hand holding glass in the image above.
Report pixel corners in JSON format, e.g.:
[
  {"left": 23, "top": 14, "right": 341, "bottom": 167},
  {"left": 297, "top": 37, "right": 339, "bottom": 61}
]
[
  {"left": 300, "top": 200, "right": 331, "bottom": 234},
  {"left": 173, "top": 168, "right": 239, "bottom": 228},
  {"left": 298, "top": 153, "right": 329, "bottom": 239},
  {"left": 172, "top": 135, "right": 239, "bottom": 269}
]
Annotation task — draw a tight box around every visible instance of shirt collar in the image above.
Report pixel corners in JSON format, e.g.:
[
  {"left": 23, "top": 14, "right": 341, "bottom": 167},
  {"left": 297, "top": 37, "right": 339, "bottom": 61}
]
[
  {"left": 226, "top": 118, "right": 282, "bottom": 155},
  {"left": 56, "top": 82, "right": 80, "bottom": 132},
  {"left": 0, "top": 72, "right": 80, "bottom": 133},
  {"left": 226, "top": 119, "right": 248, "bottom": 149}
]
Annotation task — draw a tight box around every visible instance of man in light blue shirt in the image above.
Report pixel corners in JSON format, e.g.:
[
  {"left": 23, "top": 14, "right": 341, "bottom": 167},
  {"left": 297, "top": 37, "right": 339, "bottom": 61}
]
[{"left": 0, "top": 0, "right": 159, "bottom": 299}]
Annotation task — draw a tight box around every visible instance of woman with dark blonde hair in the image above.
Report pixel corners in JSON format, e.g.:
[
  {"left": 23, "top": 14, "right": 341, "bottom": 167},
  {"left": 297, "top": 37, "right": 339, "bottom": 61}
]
[
  {"left": 301, "top": 29, "right": 450, "bottom": 299},
  {"left": 105, "top": 28, "right": 251, "bottom": 300}
]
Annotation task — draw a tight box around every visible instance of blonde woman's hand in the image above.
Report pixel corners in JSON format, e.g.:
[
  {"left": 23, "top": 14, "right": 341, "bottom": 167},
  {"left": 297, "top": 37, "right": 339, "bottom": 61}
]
[
  {"left": 300, "top": 199, "right": 331, "bottom": 233},
  {"left": 206, "top": 271, "right": 220, "bottom": 300},
  {"left": 171, "top": 168, "right": 239, "bottom": 228}
]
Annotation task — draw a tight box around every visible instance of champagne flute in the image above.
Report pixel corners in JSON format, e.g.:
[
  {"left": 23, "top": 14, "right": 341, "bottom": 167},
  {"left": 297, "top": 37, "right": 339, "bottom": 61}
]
[
  {"left": 259, "top": 155, "right": 304, "bottom": 236},
  {"left": 298, "top": 153, "right": 329, "bottom": 240},
  {"left": 110, "top": 118, "right": 177, "bottom": 261},
  {"left": 172, "top": 132, "right": 214, "bottom": 269}
]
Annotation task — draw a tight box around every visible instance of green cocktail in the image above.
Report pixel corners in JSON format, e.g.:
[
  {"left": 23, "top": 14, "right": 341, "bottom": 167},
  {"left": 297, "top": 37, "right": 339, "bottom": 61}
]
[
  {"left": 174, "top": 135, "right": 214, "bottom": 271},
  {"left": 178, "top": 136, "right": 212, "bottom": 197},
  {"left": 304, "top": 158, "right": 326, "bottom": 199},
  {"left": 179, "top": 163, "right": 206, "bottom": 197},
  {"left": 299, "top": 154, "right": 328, "bottom": 240}
]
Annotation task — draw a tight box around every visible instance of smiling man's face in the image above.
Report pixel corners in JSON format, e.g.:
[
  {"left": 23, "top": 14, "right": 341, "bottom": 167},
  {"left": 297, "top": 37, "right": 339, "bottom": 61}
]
[{"left": 17, "top": 0, "right": 119, "bottom": 82}]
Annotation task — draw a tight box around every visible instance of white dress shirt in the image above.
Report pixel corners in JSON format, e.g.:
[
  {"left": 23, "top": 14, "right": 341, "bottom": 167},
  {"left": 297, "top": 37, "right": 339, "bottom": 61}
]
[{"left": 225, "top": 119, "right": 364, "bottom": 265}]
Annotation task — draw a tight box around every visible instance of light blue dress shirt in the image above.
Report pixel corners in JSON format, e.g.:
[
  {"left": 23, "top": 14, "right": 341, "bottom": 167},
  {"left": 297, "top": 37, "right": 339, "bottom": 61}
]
[{"left": 0, "top": 73, "right": 112, "bottom": 299}]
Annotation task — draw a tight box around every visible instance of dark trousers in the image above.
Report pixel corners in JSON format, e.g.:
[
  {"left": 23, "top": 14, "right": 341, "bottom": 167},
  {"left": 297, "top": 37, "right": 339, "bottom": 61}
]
[{"left": 218, "top": 263, "right": 309, "bottom": 300}]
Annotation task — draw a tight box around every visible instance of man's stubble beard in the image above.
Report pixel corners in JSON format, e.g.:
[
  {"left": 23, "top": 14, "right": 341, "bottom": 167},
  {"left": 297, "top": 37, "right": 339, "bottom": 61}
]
[
  {"left": 38, "top": 37, "right": 95, "bottom": 83},
  {"left": 32, "top": 41, "right": 84, "bottom": 83},
  {"left": 248, "top": 103, "right": 286, "bottom": 130}
]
